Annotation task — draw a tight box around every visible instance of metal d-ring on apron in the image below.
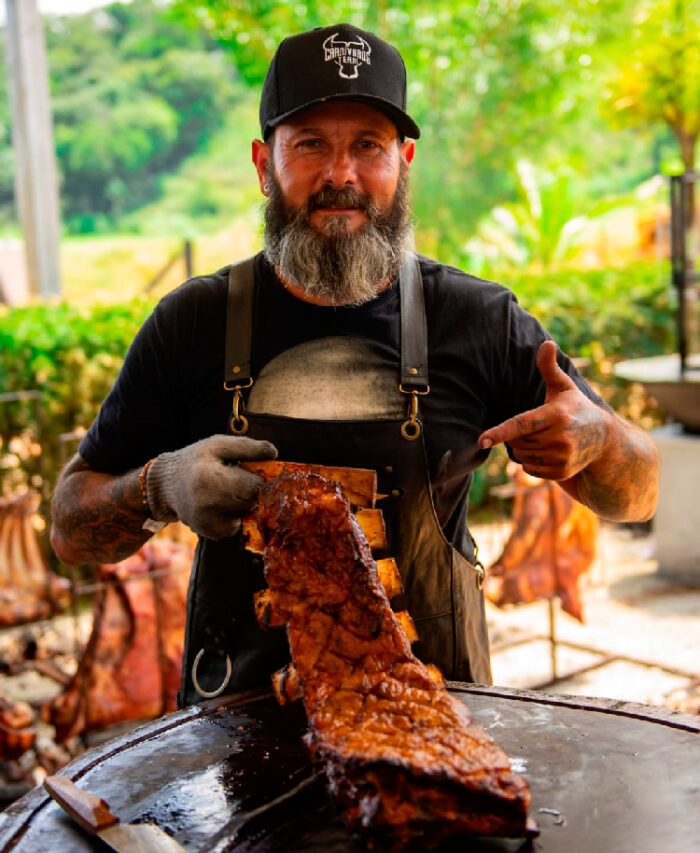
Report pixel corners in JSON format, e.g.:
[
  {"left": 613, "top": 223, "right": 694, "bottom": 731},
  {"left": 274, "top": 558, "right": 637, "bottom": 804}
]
[
  {"left": 179, "top": 254, "right": 491, "bottom": 708},
  {"left": 222, "top": 257, "right": 431, "bottom": 440}
]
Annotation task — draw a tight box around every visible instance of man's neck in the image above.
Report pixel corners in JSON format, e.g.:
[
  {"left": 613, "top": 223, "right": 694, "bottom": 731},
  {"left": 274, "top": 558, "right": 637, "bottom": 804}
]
[{"left": 274, "top": 267, "right": 392, "bottom": 306}]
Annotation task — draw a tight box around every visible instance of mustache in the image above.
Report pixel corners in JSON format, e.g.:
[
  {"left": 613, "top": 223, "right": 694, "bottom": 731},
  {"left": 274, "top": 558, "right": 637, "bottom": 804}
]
[{"left": 306, "top": 186, "right": 371, "bottom": 214}]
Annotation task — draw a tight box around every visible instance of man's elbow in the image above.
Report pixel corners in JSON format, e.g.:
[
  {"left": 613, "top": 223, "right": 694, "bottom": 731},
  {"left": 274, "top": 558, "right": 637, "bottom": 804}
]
[
  {"left": 50, "top": 524, "right": 81, "bottom": 567},
  {"left": 635, "top": 439, "right": 661, "bottom": 522}
]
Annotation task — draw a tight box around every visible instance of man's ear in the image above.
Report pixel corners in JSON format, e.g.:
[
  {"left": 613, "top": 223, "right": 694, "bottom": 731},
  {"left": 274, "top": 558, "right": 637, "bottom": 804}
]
[
  {"left": 400, "top": 139, "right": 416, "bottom": 167},
  {"left": 252, "top": 139, "right": 271, "bottom": 196}
]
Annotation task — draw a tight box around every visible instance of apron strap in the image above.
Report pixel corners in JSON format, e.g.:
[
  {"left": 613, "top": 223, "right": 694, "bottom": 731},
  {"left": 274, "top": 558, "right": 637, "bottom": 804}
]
[
  {"left": 399, "top": 254, "right": 429, "bottom": 391},
  {"left": 224, "top": 256, "right": 256, "bottom": 389},
  {"left": 224, "top": 252, "right": 430, "bottom": 394}
]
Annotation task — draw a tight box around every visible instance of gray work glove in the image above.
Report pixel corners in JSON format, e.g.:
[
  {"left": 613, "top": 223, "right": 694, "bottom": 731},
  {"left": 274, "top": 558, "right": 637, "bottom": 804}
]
[{"left": 145, "top": 435, "right": 277, "bottom": 540}]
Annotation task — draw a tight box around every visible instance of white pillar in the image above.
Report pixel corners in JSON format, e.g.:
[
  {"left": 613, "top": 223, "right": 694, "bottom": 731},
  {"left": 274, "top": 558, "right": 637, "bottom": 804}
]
[
  {"left": 4, "top": 0, "right": 61, "bottom": 300},
  {"left": 652, "top": 424, "right": 700, "bottom": 581}
]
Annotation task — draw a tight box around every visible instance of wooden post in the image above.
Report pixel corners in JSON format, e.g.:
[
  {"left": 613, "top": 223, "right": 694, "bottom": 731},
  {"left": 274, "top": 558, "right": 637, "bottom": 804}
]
[
  {"left": 548, "top": 597, "right": 557, "bottom": 682},
  {"left": 5, "top": 0, "right": 62, "bottom": 299}
]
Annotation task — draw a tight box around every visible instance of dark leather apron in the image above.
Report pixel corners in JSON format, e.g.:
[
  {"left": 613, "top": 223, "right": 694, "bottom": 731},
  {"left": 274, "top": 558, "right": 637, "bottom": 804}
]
[{"left": 178, "top": 256, "right": 492, "bottom": 708}]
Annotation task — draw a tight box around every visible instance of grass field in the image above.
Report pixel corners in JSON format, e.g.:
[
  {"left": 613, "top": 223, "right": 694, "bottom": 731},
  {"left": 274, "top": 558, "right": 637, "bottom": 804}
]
[{"left": 59, "top": 224, "right": 261, "bottom": 304}]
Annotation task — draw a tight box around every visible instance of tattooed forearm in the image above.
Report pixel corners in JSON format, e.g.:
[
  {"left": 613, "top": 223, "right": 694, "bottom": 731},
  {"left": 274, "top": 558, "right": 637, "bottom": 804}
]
[
  {"left": 50, "top": 454, "right": 152, "bottom": 566},
  {"left": 562, "top": 413, "right": 659, "bottom": 522}
]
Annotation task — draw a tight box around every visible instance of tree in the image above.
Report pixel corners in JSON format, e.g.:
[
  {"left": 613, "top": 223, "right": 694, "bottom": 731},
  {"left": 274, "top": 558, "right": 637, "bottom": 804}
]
[
  {"left": 0, "top": 40, "right": 15, "bottom": 220},
  {"left": 2, "top": 0, "right": 243, "bottom": 230},
  {"left": 171, "top": 0, "right": 646, "bottom": 251},
  {"left": 603, "top": 0, "right": 700, "bottom": 172}
]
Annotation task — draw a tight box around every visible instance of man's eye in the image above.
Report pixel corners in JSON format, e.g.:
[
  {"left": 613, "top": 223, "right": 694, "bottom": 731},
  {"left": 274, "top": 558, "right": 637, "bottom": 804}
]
[
  {"left": 358, "top": 139, "right": 380, "bottom": 150},
  {"left": 298, "top": 139, "right": 322, "bottom": 150}
]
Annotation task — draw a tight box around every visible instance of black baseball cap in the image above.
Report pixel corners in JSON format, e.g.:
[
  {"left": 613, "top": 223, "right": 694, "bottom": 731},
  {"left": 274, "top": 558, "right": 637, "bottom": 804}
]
[{"left": 260, "top": 23, "right": 420, "bottom": 140}]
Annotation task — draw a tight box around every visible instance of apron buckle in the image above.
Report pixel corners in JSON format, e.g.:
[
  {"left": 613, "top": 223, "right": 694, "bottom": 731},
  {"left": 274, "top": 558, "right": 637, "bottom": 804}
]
[
  {"left": 225, "top": 378, "right": 253, "bottom": 435},
  {"left": 399, "top": 383, "right": 430, "bottom": 441}
]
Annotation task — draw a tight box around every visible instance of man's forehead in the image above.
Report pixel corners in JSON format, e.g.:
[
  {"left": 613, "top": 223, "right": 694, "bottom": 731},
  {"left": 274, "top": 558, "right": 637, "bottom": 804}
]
[{"left": 276, "top": 101, "right": 399, "bottom": 137}]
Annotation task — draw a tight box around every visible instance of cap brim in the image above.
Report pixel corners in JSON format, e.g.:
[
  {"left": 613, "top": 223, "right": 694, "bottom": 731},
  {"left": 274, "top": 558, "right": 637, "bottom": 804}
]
[{"left": 264, "top": 93, "right": 421, "bottom": 140}]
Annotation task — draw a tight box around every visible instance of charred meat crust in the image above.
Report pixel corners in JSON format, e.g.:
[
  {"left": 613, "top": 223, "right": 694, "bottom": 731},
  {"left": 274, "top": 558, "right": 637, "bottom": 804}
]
[{"left": 256, "top": 471, "right": 531, "bottom": 849}]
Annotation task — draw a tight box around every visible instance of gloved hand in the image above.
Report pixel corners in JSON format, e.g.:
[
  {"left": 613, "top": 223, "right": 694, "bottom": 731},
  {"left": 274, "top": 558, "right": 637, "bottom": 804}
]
[{"left": 145, "top": 435, "right": 277, "bottom": 539}]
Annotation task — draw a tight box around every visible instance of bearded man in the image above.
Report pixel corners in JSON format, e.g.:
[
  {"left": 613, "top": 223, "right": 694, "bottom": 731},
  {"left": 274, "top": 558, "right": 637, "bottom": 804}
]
[{"left": 51, "top": 24, "right": 659, "bottom": 706}]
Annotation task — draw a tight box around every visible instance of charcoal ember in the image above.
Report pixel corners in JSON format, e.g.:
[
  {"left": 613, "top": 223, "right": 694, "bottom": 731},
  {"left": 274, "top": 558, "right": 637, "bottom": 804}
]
[{"left": 255, "top": 472, "right": 532, "bottom": 850}]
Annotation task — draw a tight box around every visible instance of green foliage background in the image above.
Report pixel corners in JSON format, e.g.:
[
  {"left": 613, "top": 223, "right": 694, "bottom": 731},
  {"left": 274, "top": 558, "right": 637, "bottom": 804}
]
[
  {"left": 1, "top": 0, "right": 245, "bottom": 232},
  {"left": 0, "top": 0, "right": 685, "bottom": 241}
]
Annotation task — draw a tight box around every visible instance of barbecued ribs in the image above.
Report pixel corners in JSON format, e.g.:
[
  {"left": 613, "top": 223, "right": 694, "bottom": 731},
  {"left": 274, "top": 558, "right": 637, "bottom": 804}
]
[{"left": 252, "top": 471, "right": 533, "bottom": 849}]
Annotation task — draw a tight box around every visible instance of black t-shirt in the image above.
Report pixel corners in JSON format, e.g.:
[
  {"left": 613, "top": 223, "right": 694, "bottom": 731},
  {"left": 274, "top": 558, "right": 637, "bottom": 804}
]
[{"left": 80, "top": 253, "right": 600, "bottom": 551}]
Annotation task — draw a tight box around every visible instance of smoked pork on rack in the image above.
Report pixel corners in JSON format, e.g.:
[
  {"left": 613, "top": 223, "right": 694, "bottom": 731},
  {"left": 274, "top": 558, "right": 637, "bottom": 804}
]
[{"left": 0, "top": 490, "right": 70, "bottom": 627}]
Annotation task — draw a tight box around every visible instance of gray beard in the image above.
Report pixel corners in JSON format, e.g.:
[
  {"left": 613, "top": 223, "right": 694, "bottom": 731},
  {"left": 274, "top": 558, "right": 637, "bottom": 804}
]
[{"left": 263, "top": 162, "right": 414, "bottom": 305}]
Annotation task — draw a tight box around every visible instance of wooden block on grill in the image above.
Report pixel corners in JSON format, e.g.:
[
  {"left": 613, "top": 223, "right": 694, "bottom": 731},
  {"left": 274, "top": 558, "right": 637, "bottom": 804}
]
[
  {"left": 271, "top": 663, "right": 301, "bottom": 705},
  {"left": 244, "top": 508, "right": 387, "bottom": 555},
  {"left": 375, "top": 558, "right": 403, "bottom": 598},
  {"left": 354, "top": 509, "right": 387, "bottom": 551},
  {"left": 241, "top": 461, "right": 377, "bottom": 508},
  {"left": 395, "top": 610, "right": 419, "bottom": 643}
]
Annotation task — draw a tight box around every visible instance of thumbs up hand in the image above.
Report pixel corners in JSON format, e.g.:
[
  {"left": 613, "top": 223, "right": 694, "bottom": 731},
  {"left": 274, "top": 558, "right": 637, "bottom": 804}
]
[{"left": 478, "top": 341, "right": 611, "bottom": 483}]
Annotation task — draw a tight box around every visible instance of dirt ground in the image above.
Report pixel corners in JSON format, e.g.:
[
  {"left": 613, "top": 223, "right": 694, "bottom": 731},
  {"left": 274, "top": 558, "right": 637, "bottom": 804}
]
[{"left": 476, "top": 520, "right": 700, "bottom": 714}]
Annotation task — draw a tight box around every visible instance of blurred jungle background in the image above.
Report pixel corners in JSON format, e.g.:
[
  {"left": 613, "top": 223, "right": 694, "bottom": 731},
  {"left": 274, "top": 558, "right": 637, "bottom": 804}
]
[{"left": 0, "top": 0, "right": 697, "bottom": 505}]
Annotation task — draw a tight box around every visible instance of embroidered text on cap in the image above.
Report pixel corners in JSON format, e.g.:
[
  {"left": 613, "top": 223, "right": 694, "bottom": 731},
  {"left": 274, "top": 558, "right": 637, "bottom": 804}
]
[{"left": 323, "top": 32, "right": 372, "bottom": 79}]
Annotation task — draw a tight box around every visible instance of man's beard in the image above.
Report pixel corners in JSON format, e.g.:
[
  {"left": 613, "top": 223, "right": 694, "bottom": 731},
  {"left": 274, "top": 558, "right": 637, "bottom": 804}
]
[{"left": 263, "top": 161, "right": 414, "bottom": 306}]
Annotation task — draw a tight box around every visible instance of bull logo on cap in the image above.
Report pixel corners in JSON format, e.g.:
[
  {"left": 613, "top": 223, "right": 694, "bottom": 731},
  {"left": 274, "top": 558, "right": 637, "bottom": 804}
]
[{"left": 323, "top": 33, "right": 372, "bottom": 79}]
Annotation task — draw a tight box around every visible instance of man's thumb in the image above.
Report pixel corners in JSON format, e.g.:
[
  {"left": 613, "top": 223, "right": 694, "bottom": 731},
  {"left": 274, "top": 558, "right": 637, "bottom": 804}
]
[{"left": 537, "top": 340, "right": 575, "bottom": 396}]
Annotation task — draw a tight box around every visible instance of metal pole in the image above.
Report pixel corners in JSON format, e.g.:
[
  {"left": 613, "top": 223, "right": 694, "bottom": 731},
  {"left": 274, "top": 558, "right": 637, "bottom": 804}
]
[
  {"left": 4, "top": 0, "right": 62, "bottom": 299},
  {"left": 547, "top": 484, "right": 558, "bottom": 682},
  {"left": 184, "top": 239, "right": 193, "bottom": 279},
  {"left": 671, "top": 175, "right": 687, "bottom": 375}
]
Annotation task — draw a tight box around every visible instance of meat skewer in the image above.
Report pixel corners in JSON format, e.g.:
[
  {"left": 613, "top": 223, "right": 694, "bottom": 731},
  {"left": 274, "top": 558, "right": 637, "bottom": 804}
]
[{"left": 251, "top": 469, "right": 535, "bottom": 850}]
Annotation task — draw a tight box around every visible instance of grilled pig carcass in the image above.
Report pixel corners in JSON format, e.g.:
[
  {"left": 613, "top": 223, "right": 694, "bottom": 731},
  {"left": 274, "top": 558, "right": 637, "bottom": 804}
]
[
  {"left": 485, "top": 467, "right": 598, "bottom": 622},
  {"left": 253, "top": 471, "right": 534, "bottom": 849},
  {"left": 0, "top": 490, "right": 70, "bottom": 627},
  {"left": 45, "top": 538, "right": 191, "bottom": 742}
]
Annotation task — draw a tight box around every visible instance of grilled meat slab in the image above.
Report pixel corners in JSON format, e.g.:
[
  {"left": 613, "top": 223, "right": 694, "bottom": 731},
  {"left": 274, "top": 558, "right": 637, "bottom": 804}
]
[
  {"left": 0, "top": 490, "right": 70, "bottom": 627},
  {"left": 485, "top": 469, "right": 597, "bottom": 622},
  {"left": 255, "top": 471, "right": 533, "bottom": 849},
  {"left": 45, "top": 539, "right": 191, "bottom": 741}
]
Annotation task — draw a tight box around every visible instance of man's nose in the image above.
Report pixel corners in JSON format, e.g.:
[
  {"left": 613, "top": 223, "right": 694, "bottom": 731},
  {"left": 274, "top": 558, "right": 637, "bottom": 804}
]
[{"left": 322, "top": 148, "right": 357, "bottom": 187}]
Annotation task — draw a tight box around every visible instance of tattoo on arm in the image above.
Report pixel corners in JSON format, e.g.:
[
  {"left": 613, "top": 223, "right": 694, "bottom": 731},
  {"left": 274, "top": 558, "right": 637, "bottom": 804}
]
[
  {"left": 572, "top": 409, "right": 659, "bottom": 522},
  {"left": 51, "top": 456, "right": 152, "bottom": 565}
]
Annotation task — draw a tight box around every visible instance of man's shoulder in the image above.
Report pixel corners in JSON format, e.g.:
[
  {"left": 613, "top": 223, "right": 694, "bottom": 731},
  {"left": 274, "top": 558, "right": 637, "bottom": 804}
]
[
  {"left": 416, "top": 254, "right": 515, "bottom": 307},
  {"left": 153, "top": 255, "right": 267, "bottom": 325},
  {"left": 159, "top": 263, "right": 235, "bottom": 308}
]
